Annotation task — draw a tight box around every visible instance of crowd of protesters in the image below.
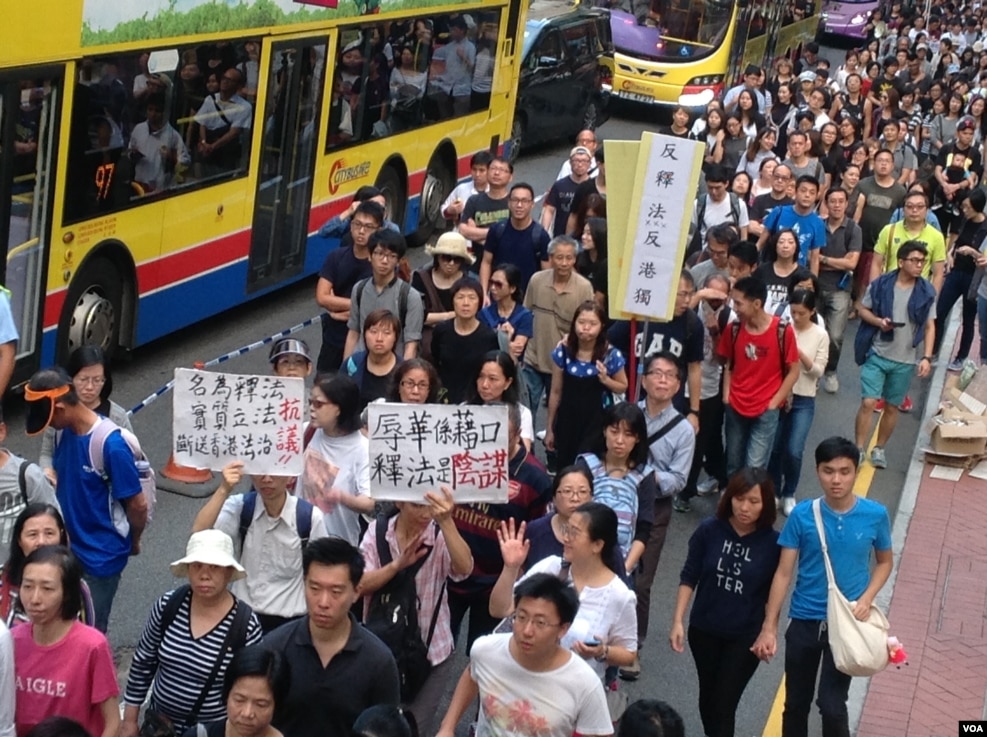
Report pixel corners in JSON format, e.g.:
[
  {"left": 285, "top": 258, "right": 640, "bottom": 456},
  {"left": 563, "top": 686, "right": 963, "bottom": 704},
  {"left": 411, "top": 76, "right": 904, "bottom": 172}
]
[{"left": 25, "top": 2, "right": 987, "bottom": 732}]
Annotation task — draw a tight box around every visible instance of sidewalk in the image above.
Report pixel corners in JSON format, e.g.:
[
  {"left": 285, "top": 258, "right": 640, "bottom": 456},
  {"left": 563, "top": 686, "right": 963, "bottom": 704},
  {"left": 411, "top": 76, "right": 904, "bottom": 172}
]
[{"left": 855, "top": 322, "right": 987, "bottom": 736}]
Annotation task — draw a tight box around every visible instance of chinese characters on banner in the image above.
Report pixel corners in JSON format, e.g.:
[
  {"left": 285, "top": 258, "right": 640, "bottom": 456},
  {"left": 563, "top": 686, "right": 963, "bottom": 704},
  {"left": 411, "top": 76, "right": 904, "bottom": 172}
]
[
  {"left": 367, "top": 403, "right": 509, "bottom": 503},
  {"left": 173, "top": 368, "right": 305, "bottom": 475},
  {"left": 619, "top": 132, "right": 704, "bottom": 320}
]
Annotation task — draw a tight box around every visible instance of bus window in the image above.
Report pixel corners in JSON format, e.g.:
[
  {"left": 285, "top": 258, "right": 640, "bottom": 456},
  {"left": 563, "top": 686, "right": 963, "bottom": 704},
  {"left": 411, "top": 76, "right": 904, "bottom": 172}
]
[
  {"left": 621, "top": 0, "right": 734, "bottom": 61},
  {"left": 63, "top": 40, "right": 259, "bottom": 224},
  {"left": 327, "top": 12, "right": 496, "bottom": 150}
]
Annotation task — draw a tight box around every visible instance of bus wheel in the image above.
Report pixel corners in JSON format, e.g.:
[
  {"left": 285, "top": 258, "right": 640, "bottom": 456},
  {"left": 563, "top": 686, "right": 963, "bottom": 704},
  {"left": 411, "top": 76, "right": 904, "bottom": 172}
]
[
  {"left": 375, "top": 165, "right": 407, "bottom": 232},
  {"left": 60, "top": 257, "right": 124, "bottom": 363},
  {"left": 508, "top": 115, "right": 525, "bottom": 164},
  {"left": 409, "top": 155, "right": 455, "bottom": 247}
]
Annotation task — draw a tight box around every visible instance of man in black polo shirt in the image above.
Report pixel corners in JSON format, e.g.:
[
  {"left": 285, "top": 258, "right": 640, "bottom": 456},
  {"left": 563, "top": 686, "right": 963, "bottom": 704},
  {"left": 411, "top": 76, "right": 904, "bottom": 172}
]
[{"left": 265, "top": 538, "right": 399, "bottom": 737}]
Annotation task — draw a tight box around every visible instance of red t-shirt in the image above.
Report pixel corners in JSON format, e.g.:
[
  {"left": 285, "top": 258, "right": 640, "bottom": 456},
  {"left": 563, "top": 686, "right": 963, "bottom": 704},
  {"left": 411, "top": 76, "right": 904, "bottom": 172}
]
[
  {"left": 717, "top": 316, "right": 798, "bottom": 417},
  {"left": 13, "top": 620, "right": 119, "bottom": 737}
]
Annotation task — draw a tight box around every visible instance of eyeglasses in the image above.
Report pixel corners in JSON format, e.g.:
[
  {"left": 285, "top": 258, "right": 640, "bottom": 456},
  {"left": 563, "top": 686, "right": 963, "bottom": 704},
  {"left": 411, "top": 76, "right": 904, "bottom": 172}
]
[
  {"left": 309, "top": 397, "right": 331, "bottom": 409},
  {"left": 902, "top": 256, "right": 928, "bottom": 264},
  {"left": 74, "top": 376, "right": 106, "bottom": 387},
  {"left": 400, "top": 380, "right": 429, "bottom": 391},
  {"left": 644, "top": 369, "right": 678, "bottom": 380},
  {"left": 372, "top": 250, "right": 399, "bottom": 261},
  {"left": 489, "top": 279, "right": 505, "bottom": 288},
  {"left": 511, "top": 612, "right": 562, "bottom": 631},
  {"left": 351, "top": 220, "right": 378, "bottom": 231},
  {"left": 557, "top": 487, "right": 591, "bottom": 498}
]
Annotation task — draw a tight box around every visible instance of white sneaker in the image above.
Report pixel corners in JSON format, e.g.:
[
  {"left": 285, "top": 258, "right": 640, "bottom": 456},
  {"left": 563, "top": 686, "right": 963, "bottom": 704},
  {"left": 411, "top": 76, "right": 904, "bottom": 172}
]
[
  {"left": 783, "top": 497, "right": 797, "bottom": 516},
  {"left": 775, "top": 497, "right": 782, "bottom": 512},
  {"left": 823, "top": 374, "right": 839, "bottom": 394},
  {"left": 696, "top": 478, "right": 719, "bottom": 496}
]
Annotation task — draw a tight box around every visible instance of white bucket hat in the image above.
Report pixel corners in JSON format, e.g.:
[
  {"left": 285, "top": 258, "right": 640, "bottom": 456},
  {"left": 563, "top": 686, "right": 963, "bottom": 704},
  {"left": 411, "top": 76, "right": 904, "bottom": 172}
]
[
  {"left": 426, "top": 231, "right": 475, "bottom": 265},
  {"left": 170, "top": 529, "right": 246, "bottom": 580}
]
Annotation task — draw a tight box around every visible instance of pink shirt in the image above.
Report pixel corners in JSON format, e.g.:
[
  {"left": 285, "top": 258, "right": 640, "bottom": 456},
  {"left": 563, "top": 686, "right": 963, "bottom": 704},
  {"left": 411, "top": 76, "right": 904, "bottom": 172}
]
[
  {"left": 360, "top": 517, "right": 470, "bottom": 665},
  {"left": 13, "top": 621, "right": 119, "bottom": 737}
]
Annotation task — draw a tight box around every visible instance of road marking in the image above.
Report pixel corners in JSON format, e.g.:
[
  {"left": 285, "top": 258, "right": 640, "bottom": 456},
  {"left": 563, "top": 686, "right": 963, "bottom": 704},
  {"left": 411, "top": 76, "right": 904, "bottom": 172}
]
[{"left": 760, "top": 424, "right": 879, "bottom": 737}]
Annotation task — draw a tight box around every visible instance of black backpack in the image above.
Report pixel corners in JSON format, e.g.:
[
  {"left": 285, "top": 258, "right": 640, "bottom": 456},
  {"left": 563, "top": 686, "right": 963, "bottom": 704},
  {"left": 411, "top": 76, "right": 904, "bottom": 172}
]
[{"left": 363, "top": 516, "right": 442, "bottom": 703}]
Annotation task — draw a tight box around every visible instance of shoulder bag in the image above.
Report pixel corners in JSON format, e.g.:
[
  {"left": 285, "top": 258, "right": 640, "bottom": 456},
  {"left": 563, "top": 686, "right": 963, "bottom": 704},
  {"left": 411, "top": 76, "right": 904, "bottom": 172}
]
[{"left": 811, "top": 498, "right": 890, "bottom": 677}]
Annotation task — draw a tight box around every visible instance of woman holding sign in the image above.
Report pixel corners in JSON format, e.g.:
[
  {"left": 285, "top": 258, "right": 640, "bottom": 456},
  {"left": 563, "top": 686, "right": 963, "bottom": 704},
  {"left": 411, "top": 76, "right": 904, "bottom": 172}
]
[{"left": 668, "top": 468, "right": 780, "bottom": 737}]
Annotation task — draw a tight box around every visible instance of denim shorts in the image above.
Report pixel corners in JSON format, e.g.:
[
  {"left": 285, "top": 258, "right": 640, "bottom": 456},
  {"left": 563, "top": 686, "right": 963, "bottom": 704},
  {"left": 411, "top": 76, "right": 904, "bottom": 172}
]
[{"left": 860, "top": 352, "right": 915, "bottom": 405}]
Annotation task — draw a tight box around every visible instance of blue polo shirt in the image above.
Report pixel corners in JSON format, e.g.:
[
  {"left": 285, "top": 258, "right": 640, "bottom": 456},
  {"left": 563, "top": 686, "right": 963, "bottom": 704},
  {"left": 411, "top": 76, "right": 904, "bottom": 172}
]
[
  {"left": 779, "top": 497, "right": 892, "bottom": 621},
  {"left": 763, "top": 205, "right": 828, "bottom": 268}
]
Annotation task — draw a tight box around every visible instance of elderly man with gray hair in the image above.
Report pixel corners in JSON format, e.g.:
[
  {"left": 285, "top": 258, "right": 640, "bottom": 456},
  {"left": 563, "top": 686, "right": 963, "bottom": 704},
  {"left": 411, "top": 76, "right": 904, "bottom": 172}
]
[{"left": 522, "top": 235, "right": 594, "bottom": 414}]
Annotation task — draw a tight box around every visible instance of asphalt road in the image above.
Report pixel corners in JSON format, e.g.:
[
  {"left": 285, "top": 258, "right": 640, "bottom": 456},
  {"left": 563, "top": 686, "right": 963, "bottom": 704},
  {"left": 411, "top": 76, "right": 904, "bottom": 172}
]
[{"left": 1, "top": 85, "right": 927, "bottom": 737}]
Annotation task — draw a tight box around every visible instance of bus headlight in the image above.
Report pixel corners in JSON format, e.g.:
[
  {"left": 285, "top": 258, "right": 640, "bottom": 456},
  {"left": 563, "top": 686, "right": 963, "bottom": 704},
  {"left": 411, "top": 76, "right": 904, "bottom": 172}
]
[{"left": 851, "top": 13, "right": 867, "bottom": 24}]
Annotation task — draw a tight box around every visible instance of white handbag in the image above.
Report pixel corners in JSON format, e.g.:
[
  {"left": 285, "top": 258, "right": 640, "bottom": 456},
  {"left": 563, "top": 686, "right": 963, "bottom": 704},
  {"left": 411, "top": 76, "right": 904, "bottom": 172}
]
[{"left": 811, "top": 498, "right": 890, "bottom": 677}]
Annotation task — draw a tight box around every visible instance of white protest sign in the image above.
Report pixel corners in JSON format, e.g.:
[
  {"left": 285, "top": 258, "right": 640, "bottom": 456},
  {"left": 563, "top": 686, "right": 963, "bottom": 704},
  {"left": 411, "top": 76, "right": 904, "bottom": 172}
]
[
  {"left": 367, "top": 403, "right": 509, "bottom": 503},
  {"left": 173, "top": 368, "right": 305, "bottom": 475},
  {"left": 619, "top": 132, "right": 704, "bottom": 320}
]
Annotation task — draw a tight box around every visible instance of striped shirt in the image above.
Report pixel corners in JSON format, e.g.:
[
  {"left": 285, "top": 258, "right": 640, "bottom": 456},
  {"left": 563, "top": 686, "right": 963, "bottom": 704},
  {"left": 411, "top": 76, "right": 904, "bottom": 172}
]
[{"left": 123, "top": 588, "right": 262, "bottom": 729}]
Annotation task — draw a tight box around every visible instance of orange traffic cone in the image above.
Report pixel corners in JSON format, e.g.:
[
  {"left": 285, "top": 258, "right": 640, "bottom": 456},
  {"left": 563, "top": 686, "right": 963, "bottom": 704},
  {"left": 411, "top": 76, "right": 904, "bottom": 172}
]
[{"left": 161, "top": 453, "right": 213, "bottom": 483}]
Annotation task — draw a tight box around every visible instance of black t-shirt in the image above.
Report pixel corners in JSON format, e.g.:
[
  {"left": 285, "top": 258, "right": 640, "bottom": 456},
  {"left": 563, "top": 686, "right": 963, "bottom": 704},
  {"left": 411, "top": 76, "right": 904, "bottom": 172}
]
[
  {"left": 952, "top": 217, "right": 987, "bottom": 274},
  {"left": 431, "top": 320, "right": 500, "bottom": 403},
  {"left": 756, "top": 262, "right": 797, "bottom": 314},
  {"left": 570, "top": 178, "right": 603, "bottom": 226},
  {"left": 461, "top": 192, "right": 510, "bottom": 258},
  {"left": 319, "top": 246, "right": 373, "bottom": 346},
  {"left": 359, "top": 366, "right": 395, "bottom": 410},
  {"left": 545, "top": 176, "right": 583, "bottom": 237},
  {"left": 936, "top": 142, "right": 984, "bottom": 182},
  {"left": 749, "top": 193, "right": 794, "bottom": 223}
]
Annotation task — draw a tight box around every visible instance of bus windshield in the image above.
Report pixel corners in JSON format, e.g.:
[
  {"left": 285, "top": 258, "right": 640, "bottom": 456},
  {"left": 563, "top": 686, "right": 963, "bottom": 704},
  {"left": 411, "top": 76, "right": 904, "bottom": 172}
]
[{"left": 610, "top": 0, "right": 734, "bottom": 62}]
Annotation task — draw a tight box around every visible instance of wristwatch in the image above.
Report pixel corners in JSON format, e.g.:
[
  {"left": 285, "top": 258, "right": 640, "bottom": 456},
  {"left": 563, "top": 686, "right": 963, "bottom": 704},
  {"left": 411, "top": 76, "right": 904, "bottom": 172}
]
[
  {"left": 921, "top": 356, "right": 933, "bottom": 363},
  {"left": 688, "top": 408, "right": 700, "bottom": 416}
]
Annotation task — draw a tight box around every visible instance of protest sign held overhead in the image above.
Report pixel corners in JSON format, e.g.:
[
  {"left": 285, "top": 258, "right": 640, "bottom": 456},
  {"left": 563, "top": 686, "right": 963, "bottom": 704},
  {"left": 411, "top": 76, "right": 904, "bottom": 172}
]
[
  {"left": 173, "top": 368, "right": 305, "bottom": 475},
  {"left": 367, "top": 403, "right": 509, "bottom": 503}
]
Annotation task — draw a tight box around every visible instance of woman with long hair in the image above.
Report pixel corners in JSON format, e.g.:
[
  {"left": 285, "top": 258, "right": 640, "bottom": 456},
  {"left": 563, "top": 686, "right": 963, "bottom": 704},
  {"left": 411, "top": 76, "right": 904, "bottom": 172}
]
[
  {"left": 545, "top": 301, "right": 628, "bottom": 469},
  {"left": 737, "top": 127, "right": 777, "bottom": 181},
  {"left": 714, "top": 113, "right": 749, "bottom": 172},
  {"left": 730, "top": 171, "right": 752, "bottom": 204},
  {"left": 865, "top": 86, "right": 900, "bottom": 140},
  {"left": 767, "top": 289, "right": 828, "bottom": 515},
  {"left": 576, "top": 403, "right": 653, "bottom": 578},
  {"left": 0, "top": 505, "right": 94, "bottom": 627},
  {"left": 693, "top": 105, "right": 725, "bottom": 171},
  {"left": 735, "top": 88, "right": 765, "bottom": 140},
  {"left": 835, "top": 116, "right": 861, "bottom": 161},
  {"left": 300, "top": 374, "right": 373, "bottom": 544},
  {"left": 936, "top": 188, "right": 987, "bottom": 370},
  {"left": 766, "top": 57, "right": 794, "bottom": 101},
  {"left": 757, "top": 228, "right": 801, "bottom": 315},
  {"left": 669, "top": 468, "right": 780, "bottom": 737},
  {"left": 769, "top": 82, "right": 797, "bottom": 157},
  {"left": 750, "top": 157, "right": 778, "bottom": 200},
  {"left": 467, "top": 350, "right": 534, "bottom": 450},
  {"left": 576, "top": 216, "right": 609, "bottom": 311},
  {"left": 928, "top": 92, "right": 964, "bottom": 155},
  {"left": 478, "top": 264, "right": 533, "bottom": 363},
  {"left": 491, "top": 502, "right": 638, "bottom": 680}
]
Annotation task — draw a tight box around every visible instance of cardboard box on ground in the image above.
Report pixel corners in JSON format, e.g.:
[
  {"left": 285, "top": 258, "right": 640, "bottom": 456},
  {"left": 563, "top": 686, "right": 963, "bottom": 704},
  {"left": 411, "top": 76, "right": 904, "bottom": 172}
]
[{"left": 924, "top": 366, "right": 987, "bottom": 467}]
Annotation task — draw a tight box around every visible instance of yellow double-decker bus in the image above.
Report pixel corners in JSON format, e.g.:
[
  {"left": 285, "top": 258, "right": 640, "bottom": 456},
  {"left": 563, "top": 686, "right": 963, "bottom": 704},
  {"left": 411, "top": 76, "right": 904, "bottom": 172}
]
[
  {"left": 0, "top": 0, "right": 527, "bottom": 383},
  {"left": 605, "top": 0, "right": 821, "bottom": 108}
]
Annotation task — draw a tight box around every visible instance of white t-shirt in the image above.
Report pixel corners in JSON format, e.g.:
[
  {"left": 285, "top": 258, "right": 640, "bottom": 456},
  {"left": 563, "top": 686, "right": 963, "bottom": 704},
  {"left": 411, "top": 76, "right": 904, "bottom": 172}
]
[
  {"left": 519, "top": 556, "right": 637, "bottom": 679},
  {"left": 470, "top": 633, "right": 613, "bottom": 737},
  {"left": 300, "top": 429, "right": 370, "bottom": 545},
  {"left": 692, "top": 193, "right": 750, "bottom": 244}
]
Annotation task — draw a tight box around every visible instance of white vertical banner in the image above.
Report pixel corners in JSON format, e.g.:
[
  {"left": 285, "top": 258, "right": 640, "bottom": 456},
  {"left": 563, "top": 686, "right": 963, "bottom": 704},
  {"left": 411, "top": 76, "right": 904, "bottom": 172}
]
[{"left": 620, "top": 132, "right": 704, "bottom": 320}]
